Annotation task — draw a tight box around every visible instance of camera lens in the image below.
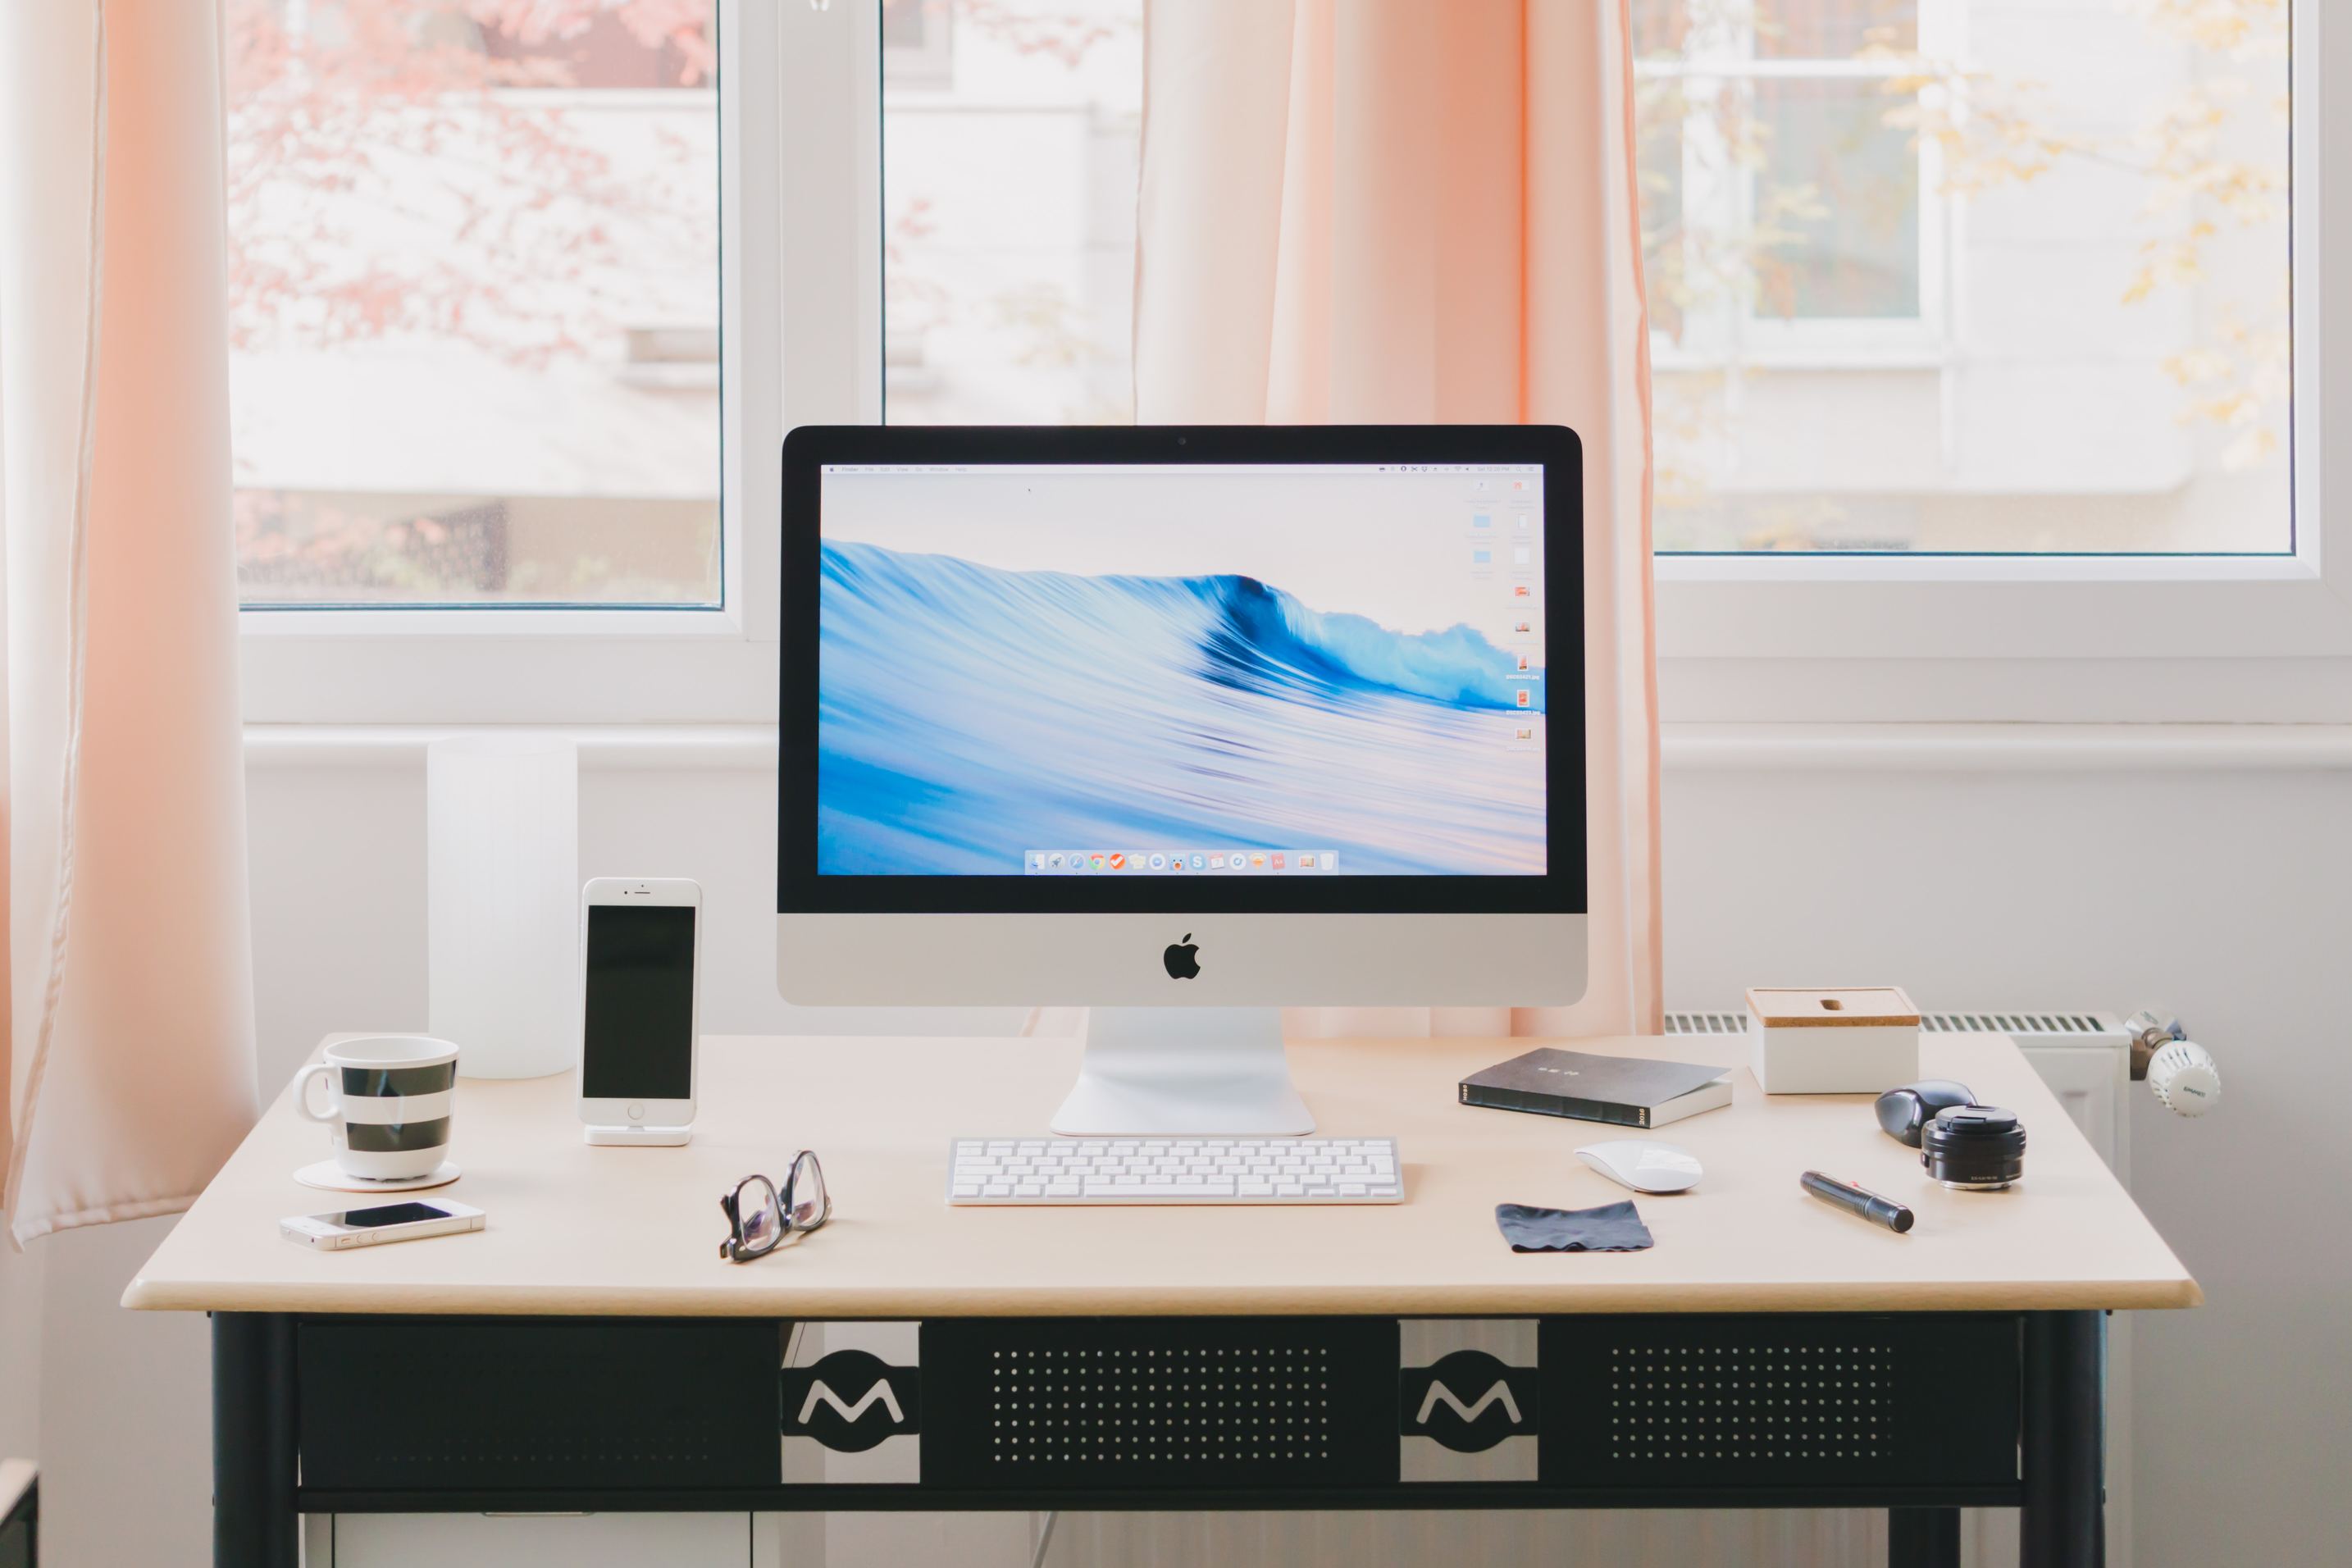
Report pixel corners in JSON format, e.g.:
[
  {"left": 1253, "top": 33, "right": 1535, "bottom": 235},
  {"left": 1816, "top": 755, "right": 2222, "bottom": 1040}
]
[{"left": 1921, "top": 1105, "right": 2026, "bottom": 1191}]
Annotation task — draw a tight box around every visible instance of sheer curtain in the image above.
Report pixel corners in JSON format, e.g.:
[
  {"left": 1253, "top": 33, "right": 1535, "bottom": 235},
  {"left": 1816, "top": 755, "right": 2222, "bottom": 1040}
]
[
  {"left": 2, "top": 0, "right": 258, "bottom": 1244},
  {"left": 1110, "top": 0, "right": 1661, "bottom": 1042}
]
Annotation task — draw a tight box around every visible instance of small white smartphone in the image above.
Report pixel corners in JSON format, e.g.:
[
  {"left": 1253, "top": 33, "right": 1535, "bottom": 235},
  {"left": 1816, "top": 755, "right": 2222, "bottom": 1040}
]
[
  {"left": 281, "top": 1198, "right": 485, "bottom": 1251},
  {"left": 578, "top": 877, "right": 702, "bottom": 1143}
]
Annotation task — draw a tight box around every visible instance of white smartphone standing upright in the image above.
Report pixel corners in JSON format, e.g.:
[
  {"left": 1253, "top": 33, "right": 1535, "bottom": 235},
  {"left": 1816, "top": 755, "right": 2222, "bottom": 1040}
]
[
  {"left": 281, "top": 1198, "right": 485, "bottom": 1251},
  {"left": 578, "top": 877, "right": 702, "bottom": 1146}
]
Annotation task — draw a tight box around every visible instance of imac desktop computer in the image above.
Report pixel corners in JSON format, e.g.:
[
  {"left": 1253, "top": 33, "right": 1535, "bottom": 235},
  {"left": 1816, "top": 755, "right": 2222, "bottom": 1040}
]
[{"left": 777, "top": 426, "right": 1587, "bottom": 1174}]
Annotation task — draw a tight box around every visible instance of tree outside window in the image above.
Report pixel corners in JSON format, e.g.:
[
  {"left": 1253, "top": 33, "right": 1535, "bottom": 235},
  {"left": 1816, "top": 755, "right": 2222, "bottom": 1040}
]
[
  {"left": 227, "top": 0, "right": 721, "bottom": 606},
  {"left": 1637, "top": 0, "right": 2290, "bottom": 554}
]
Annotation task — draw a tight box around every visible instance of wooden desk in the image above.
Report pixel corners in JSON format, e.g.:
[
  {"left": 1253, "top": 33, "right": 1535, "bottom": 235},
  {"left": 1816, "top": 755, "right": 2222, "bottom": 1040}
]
[{"left": 130, "top": 1032, "right": 2196, "bottom": 1567}]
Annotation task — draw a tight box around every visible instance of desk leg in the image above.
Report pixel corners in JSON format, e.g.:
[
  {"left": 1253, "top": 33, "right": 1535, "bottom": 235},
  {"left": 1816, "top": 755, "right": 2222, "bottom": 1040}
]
[
  {"left": 1889, "top": 1506, "right": 1961, "bottom": 1567},
  {"left": 212, "top": 1313, "right": 298, "bottom": 1568},
  {"left": 2021, "top": 1310, "right": 2104, "bottom": 1568}
]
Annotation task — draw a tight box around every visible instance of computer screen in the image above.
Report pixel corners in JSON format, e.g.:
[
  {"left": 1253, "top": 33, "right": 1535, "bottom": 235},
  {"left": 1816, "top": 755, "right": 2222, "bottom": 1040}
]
[{"left": 816, "top": 463, "right": 1547, "bottom": 878}]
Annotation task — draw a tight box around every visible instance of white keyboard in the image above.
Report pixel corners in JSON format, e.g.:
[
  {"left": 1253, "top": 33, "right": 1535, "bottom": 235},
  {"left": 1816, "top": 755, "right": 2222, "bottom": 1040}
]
[{"left": 947, "top": 1137, "right": 1404, "bottom": 1205}]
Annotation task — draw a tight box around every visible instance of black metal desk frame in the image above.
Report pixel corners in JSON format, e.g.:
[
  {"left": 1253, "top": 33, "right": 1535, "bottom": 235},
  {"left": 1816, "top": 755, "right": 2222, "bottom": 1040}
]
[{"left": 212, "top": 1306, "right": 2105, "bottom": 1568}]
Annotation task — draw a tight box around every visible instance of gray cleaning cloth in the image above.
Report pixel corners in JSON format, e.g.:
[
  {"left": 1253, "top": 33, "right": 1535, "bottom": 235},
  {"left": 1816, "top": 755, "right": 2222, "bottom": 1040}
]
[{"left": 1496, "top": 1200, "right": 1654, "bottom": 1253}]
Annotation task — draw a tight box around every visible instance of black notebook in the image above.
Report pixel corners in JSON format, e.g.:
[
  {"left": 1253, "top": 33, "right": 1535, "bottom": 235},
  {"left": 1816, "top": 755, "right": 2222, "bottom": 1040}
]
[{"left": 1458, "top": 1047, "right": 1734, "bottom": 1129}]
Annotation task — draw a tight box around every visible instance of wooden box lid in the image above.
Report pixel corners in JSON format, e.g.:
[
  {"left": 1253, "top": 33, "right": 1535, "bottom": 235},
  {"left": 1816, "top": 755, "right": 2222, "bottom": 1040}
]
[{"left": 1746, "top": 987, "right": 1921, "bottom": 1028}]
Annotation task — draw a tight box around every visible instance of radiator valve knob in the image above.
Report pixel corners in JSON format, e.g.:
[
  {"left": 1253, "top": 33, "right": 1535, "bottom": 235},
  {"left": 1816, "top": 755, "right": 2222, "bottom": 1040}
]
[{"left": 2147, "top": 1040, "right": 2220, "bottom": 1117}]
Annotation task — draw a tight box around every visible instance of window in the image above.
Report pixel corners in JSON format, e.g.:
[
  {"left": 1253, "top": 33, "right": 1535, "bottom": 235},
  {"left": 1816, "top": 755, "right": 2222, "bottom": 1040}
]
[
  {"left": 1642, "top": 3, "right": 1938, "bottom": 357},
  {"left": 226, "top": 0, "right": 722, "bottom": 606},
  {"left": 235, "top": 0, "right": 2334, "bottom": 723},
  {"left": 879, "top": 0, "right": 1142, "bottom": 423},
  {"left": 1637, "top": 0, "right": 2293, "bottom": 554}
]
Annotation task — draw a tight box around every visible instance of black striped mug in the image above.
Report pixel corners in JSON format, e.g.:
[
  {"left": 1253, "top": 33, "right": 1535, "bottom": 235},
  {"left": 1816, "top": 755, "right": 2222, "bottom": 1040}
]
[{"left": 296, "top": 1036, "right": 460, "bottom": 1181}]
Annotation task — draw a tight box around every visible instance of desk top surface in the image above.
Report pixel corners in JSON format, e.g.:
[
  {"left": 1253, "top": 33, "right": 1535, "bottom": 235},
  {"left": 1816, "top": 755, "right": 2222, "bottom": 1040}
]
[{"left": 125, "top": 1031, "right": 2199, "bottom": 1318}]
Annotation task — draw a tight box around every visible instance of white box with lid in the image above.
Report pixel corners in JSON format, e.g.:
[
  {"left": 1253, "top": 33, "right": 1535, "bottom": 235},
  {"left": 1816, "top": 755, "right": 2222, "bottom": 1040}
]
[{"left": 1746, "top": 987, "right": 1921, "bottom": 1095}]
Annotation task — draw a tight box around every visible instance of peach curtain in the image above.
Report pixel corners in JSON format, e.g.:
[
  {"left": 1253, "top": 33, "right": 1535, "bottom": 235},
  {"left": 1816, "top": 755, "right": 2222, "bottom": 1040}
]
[
  {"left": 1, "top": 0, "right": 260, "bottom": 1245},
  {"left": 1128, "top": 0, "right": 1662, "bottom": 1040}
]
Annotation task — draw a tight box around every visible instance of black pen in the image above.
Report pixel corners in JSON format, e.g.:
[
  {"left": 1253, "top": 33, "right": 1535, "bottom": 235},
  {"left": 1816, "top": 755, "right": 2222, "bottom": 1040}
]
[{"left": 1801, "top": 1171, "right": 1915, "bottom": 1233}]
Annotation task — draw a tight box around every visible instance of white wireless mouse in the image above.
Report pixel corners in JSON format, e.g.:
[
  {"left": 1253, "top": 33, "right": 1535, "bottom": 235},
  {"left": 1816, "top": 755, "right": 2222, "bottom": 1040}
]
[{"left": 1575, "top": 1139, "right": 1703, "bottom": 1194}]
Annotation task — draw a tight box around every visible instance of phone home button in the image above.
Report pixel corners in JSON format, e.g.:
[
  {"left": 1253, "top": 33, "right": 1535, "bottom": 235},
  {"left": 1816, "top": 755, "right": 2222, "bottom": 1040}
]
[{"left": 627, "top": 1102, "right": 645, "bottom": 1123}]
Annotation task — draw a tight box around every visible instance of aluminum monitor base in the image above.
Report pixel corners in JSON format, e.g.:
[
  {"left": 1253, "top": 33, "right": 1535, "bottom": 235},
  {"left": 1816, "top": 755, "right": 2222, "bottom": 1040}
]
[{"left": 1049, "top": 1007, "right": 1314, "bottom": 1137}]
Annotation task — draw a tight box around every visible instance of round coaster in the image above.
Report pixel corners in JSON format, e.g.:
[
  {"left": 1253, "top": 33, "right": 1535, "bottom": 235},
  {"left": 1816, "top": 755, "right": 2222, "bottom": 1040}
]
[{"left": 294, "top": 1160, "right": 461, "bottom": 1194}]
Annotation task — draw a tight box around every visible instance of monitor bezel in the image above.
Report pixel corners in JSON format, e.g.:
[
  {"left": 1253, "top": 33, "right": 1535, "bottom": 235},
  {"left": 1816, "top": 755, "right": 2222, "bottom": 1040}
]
[{"left": 779, "top": 424, "right": 1586, "bottom": 916}]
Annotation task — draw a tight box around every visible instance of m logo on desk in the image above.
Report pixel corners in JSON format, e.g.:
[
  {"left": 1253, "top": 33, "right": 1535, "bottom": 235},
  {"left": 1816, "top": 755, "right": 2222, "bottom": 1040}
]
[
  {"left": 800, "top": 1379, "right": 904, "bottom": 1427},
  {"left": 1398, "top": 1350, "right": 1538, "bottom": 1454},
  {"left": 782, "top": 1349, "right": 922, "bottom": 1453},
  {"left": 1415, "top": 1377, "right": 1522, "bottom": 1429}
]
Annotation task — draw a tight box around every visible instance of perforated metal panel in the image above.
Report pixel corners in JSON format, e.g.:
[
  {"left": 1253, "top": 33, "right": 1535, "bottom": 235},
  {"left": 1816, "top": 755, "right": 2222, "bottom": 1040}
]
[
  {"left": 922, "top": 1318, "right": 1397, "bottom": 1489},
  {"left": 1602, "top": 1340, "right": 1894, "bottom": 1465},
  {"left": 1541, "top": 1315, "right": 2021, "bottom": 1488},
  {"left": 298, "top": 1318, "right": 779, "bottom": 1491}
]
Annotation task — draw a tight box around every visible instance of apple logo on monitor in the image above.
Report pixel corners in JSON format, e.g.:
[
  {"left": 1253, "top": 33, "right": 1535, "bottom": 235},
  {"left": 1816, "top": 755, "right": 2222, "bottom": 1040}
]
[{"left": 1163, "top": 933, "right": 1201, "bottom": 980}]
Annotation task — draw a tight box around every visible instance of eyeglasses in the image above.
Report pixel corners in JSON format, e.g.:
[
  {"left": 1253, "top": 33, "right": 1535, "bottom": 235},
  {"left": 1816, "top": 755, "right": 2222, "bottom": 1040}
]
[{"left": 718, "top": 1150, "right": 832, "bottom": 1263}]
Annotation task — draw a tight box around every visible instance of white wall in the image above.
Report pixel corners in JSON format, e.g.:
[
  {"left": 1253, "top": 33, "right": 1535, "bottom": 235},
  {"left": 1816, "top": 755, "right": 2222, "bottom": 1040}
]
[{"left": 7, "top": 738, "right": 2348, "bottom": 1564}]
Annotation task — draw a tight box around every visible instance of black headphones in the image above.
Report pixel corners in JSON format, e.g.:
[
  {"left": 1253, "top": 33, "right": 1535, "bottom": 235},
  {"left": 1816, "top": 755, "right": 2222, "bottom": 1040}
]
[{"left": 1874, "top": 1079, "right": 1976, "bottom": 1146}]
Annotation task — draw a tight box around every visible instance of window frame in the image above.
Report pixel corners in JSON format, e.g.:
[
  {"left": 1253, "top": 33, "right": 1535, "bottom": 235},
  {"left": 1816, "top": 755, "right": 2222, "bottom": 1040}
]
[
  {"left": 1652, "top": 0, "right": 2348, "bottom": 717},
  {"left": 237, "top": 0, "right": 882, "bottom": 725},
  {"left": 243, "top": 0, "right": 2347, "bottom": 729},
  {"left": 1643, "top": 2, "right": 1953, "bottom": 374}
]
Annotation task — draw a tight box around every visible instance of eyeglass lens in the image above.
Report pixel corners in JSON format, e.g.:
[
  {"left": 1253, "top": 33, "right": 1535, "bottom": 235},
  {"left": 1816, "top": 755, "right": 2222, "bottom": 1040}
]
[
  {"left": 785, "top": 1151, "right": 827, "bottom": 1231},
  {"left": 736, "top": 1174, "right": 782, "bottom": 1251}
]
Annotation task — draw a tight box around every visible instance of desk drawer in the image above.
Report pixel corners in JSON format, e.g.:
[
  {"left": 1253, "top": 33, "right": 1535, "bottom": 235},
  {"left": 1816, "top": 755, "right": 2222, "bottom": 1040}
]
[
  {"left": 1539, "top": 1314, "right": 2022, "bottom": 1489},
  {"left": 922, "top": 1317, "right": 1401, "bottom": 1490},
  {"left": 297, "top": 1318, "right": 778, "bottom": 1493}
]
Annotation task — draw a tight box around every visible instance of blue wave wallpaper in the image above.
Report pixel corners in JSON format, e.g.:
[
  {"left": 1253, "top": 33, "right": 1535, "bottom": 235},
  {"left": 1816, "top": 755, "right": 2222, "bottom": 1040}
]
[{"left": 818, "top": 541, "right": 1547, "bottom": 874}]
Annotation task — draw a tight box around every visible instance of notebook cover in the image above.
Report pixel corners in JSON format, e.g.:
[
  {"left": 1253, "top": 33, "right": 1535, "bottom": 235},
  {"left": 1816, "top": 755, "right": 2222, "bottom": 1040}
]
[{"left": 1457, "top": 1047, "right": 1733, "bottom": 1129}]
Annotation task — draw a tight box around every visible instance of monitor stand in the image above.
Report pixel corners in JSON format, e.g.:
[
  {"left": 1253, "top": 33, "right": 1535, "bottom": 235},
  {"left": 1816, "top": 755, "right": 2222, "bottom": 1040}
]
[{"left": 1049, "top": 1006, "right": 1314, "bottom": 1137}]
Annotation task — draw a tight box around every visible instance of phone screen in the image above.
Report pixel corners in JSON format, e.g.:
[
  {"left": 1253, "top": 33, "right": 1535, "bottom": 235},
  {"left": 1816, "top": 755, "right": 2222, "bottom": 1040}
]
[
  {"left": 582, "top": 903, "right": 696, "bottom": 1100},
  {"left": 331, "top": 1201, "right": 453, "bottom": 1228}
]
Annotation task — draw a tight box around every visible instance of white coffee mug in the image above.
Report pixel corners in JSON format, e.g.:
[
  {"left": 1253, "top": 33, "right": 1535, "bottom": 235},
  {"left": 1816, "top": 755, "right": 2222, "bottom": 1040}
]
[{"left": 296, "top": 1036, "right": 461, "bottom": 1181}]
